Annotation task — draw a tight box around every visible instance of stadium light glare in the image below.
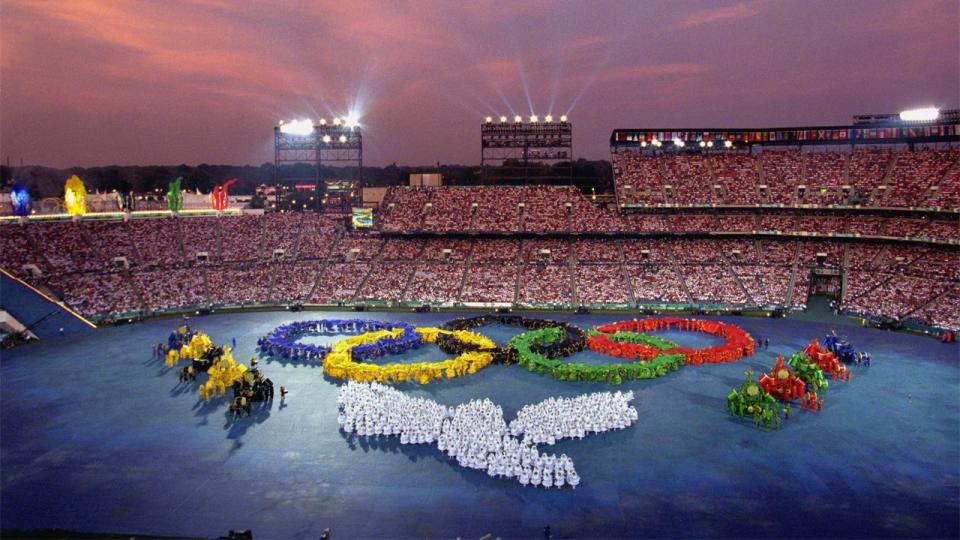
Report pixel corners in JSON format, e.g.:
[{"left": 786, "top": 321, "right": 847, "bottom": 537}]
[
  {"left": 345, "top": 114, "right": 360, "bottom": 128},
  {"left": 499, "top": 116, "right": 507, "bottom": 123},
  {"left": 707, "top": 141, "right": 714, "bottom": 148},
  {"left": 279, "top": 119, "right": 314, "bottom": 135},
  {"left": 723, "top": 140, "right": 733, "bottom": 148},
  {"left": 333, "top": 118, "right": 342, "bottom": 126},
  {"left": 530, "top": 115, "right": 538, "bottom": 122},
  {"left": 560, "top": 115, "right": 568, "bottom": 122},
  {"left": 899, "top": 107, "right": 939, "bottom": 122},
  {"left": 673, "top": 138, "right": 685, "bottom": 147},
  {"left": 514, "top": 115, "right": 522, "bottom": 123},
  {"left": 485, "top": 116, "right": 493, "bottom": 123},
  {"left": 641, "top": 141, "right": 648, "bottom": 147},
  {"left": 698, "top": 141, "right": 706, "bottom": 148},
  {"left": 338, "top": 135, "right": 347, "bottom": 143},
  {"left": 319, "top": 118, "right": 327, "bottom": 126},
  {"left": 322, "top": 135, "right": 332, "bottom": 143},
  {"left": 545, "top": 115, "right": 553, "bottom": 122}
]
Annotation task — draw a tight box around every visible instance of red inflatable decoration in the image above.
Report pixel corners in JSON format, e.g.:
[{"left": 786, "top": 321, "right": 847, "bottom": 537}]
[
  {"left": 588, "top": 318, "right": 755, "bottom": 365},
  {"left": 758, "top": 356, "right": 806, "bottom": 401},
  {"left": 803, "top": 340, "right": 851, "bottom": 382},
  {"left": 211, "top": 178, "right": 238, "bottom": 211}
]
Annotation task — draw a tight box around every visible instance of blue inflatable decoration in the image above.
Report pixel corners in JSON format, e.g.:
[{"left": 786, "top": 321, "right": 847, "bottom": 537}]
[
  {"left": 823, "top": 332, "right": 870, "bottom": 366},
  {"left": 257, "top": 319, "right": 422, "bottom": 363},
  {"left": 10, "top": 183, "right": 31, "bottom": 217}
]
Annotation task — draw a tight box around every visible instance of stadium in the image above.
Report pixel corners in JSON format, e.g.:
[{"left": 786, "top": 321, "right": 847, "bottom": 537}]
[{"left": 1, "top": 2, "right": 958, "bottom": 540}]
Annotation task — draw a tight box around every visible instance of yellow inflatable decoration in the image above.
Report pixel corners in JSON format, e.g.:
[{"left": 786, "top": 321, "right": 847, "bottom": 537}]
[
  {"left": 323, "top": 327, "right": 495, "bottom": 384},
  {"left": 64, "top": 175, "right": 87, "bottom": 215},
  {"left": 164, "top": 329, "right": 249, "bottom": 402}
]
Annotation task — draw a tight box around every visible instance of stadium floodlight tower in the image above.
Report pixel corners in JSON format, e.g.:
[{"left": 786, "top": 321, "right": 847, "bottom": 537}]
[
  {"left": 274, "top": 116, "right": 363, "bottom": 212},
  {"left": 481, "top": 114, "right": 572, "bottom": 185}
]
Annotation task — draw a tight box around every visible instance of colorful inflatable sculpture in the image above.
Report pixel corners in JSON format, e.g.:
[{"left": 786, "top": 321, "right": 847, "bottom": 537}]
[
  {"left": 166, "top": 176, "right": 183, "bottom": 212},
  {"left": 211, "top": 178, "right": 237, "bottom": 211},
  {"left": 64, "top": 175, "right": 87, "bottom": 215},
  {"left": 803, "top": 340, "right": 851, "bottom": 382},
  {"left": 10, "top": 182, "right": 31, "bottom": 216},
  {"left": 758, "top": 355, "right": 806, "bottom": 401},
  {"left": 726, "top": 370, "right": 781, "bottom": 429}
]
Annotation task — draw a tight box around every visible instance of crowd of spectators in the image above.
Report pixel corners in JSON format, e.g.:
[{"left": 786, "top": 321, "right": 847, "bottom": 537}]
[
  {"left": 0, "top": 224, "right": 47, "bottom": 276},
  {"left": 575, "top": 264, "right": 630, "bottom": 304},
  {"left": 731, "top": 265, "right": 792, "bottom": 307},
  {"left": 86, "top": 221, "right": 138, "bottom": 265},
  {"left": 518, "top": 263, "right": 571, "bottom": 305},
  {"left": 220, "top": 215, "right": 262, "bottom": 262},
  {"left": 678, "top": 265, "right": 749, "bottom": 305},
  {"left": 31, "top": 221, "right": 105, "bottom": 273},
  {"left": 262, "top": 212, "right": 301, "bottom": 259},
  {"left": 297, "top": 213, "right": 340, "bottom": 259},
  {"left": 713, "top": 154, "right": 760, "bottom": 205},
  {"left": 612, "top": 147, "right": 957, "bottom": 210},
  {"left": 179, "top": 217, "right": 220, "bottom": 263},
  {"left": 356, "top": 262, "right": 415, "bottom": 302},
  {"left": 128, "top": 217, "right": 183, "bottom": 267},
  {"left": 423, "top": 188, "right": 474, "bottom": 232},
  {"left": 271, "top": 263, "right": 318, "bottom": 303},
  {"left": 460, "top": 263, "right": 517, "bottom": 303},
  {"left": 1, "top": 202, "right": 954, "bottom": 329},
  {"left": 628, "top": 264, "right": 687, "bottom": 303},
  {"left": 133, "top": 268, "right": 206, "bottom": 311},
  {"left": 310, "top": 263, "right": 370, "bottom": 303},
  {"left": 47, "top": 272, "right": 140, "bottom": 317},
  {"left": 206, "top": 264, "right": 273, "bottom": 305},
  {"left": 405, "top": 263, "right": 465, "bottom": 303}
]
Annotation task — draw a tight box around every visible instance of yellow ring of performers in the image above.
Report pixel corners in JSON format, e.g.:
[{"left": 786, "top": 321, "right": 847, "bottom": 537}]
[{"left": 322, "top": 327, "right": 496, "bottom": 384}]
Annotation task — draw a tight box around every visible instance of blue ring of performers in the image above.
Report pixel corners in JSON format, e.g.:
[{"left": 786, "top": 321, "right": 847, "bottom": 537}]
[{"left": 257, "top": 319, "right": 422, "bottom": 362}]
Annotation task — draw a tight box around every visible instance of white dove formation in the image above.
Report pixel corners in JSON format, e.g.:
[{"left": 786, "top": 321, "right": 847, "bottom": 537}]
[{"left": 337, "top": 381, "right": 638, "bottom": 488}]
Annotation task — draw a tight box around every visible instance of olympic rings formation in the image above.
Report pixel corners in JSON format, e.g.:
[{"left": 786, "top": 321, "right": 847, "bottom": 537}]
[
  {"left": 438, "top": 315, "right": 587, "bottom": 364},
  {"left": 258, "top": 317, "right": 755, "bottom": 385},
  {"left": 588, "top": 317, "right": 755, "bottom": 365},
  {"left": 322, "top": 327, "right": 496, "bottom": 384},
  {"left": 257, "top": 319, "right": 420, "bottom": 362}
]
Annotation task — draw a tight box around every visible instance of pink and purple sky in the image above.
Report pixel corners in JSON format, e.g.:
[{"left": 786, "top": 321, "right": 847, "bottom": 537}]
[{"left": 1, "top": 0, "right": 957, "bottom": 167}]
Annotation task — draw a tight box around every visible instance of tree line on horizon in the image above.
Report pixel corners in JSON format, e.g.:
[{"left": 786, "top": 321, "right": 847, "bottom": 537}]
[{"left": 0, "top": 160, "right": 613, "bottom": 199}]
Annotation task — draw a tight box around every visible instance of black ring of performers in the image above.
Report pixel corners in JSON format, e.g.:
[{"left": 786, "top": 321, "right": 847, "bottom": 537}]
[{"left": 438, "top": 315, "right": 587, "bottom": 364}]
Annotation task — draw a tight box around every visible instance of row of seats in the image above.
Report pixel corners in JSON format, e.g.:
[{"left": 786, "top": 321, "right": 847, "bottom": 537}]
[
  {"left": 375, "top": 185, "right": 958, "bottom": 238},
  {"left": 613, "top": 148, "right": 960, "bottom": 208},
  {"left": 1, "top": 217, "right": 956, "bottom": 330}
]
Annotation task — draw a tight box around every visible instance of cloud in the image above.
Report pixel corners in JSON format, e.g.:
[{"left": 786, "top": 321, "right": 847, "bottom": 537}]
[
  {"left": 672, "top": 1, "right": 760, "bottom": 30},
  {"left": 578, "top": 63, "right": 709, "bottom": 84}
]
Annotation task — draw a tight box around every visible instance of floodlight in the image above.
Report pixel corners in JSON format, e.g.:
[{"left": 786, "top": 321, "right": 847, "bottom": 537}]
[
  {"left": 485, "top": 116, "right": 493, "bottom": 123},
  {"left": 545, "top": 115, "right": 553, "bottom": 122},
  {"left": 279, "top": 119, "right": 314, "bottom": 135},
  {"left": 338, "top": 135, "right": 347, "bottom": 143},
  {"left": 530, "top": 115, "right": 538, "bottom": 122},
  {"left": 641, "top": 141, "right": 648, "bottom": 148},
  {"left": 560, "top": 115, "right": 568, "bottom": 122},
  {"left": 333, "top": 118, "right": 342, "bottom": 126},
  {"left": 707, "top": 141, "right": 714, "bottom": 148},
  {"left": 698, "top": 141, "right": 706, "bottom": 148},
  {"left": 514, "top": 115, "right": 522, "bottom": 123},
  {"left": 499, "top": 116, "right": 507, "bottom": 123},
  {"left": 899, "top": 107, "right": 939, "bottom": 122},
  {"left": 319, "top": 118, "right": 327, "bottom": 126},
  {"left": 345, "top": 114, "right": 360, "bottom": 128},
  {"left": 723, "top": 140, "right": 733, "bottom": 148},
  {"left": 322, "top": 135, "right": 332, "bottom": 143},
  {"left": 673, "top": 138, "right": 685, "bottom": 148}
]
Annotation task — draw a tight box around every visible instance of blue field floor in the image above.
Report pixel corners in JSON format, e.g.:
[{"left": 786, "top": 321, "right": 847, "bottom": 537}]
[{"left": 1, "top": 311, "right": 957, "bottom": 539}]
